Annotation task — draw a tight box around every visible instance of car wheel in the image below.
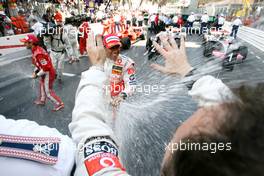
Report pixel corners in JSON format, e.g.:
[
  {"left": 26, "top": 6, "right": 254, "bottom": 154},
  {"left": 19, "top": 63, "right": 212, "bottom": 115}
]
[
  {"left": 238, "top": 46, "right": 248, "bottom": 60},
  {"left": 222, "top": 59, "right": 234, "bottom": 71}
]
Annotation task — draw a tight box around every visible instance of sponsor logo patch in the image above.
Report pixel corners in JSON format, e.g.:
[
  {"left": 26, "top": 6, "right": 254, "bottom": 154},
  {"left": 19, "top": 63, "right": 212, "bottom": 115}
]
[
  {"left": 129, "top": 80, "right": 137, "bottom": 85},
  {"left": 84, "top": 153, "right": 125, "bottom": 175},
  {"left": 83, "top": 141, "right": 125, "bottom": 175},
  {"left": 112, "top": 65, "right": 123, "bottom": 75},
  {"left": 127, "top": 67, "right": 135, "bottom": 74},
  {"left": 84, "top": 141, "right": 118, "bottom": 159},
  {"left": 129, "top": 74, "right": 136, "bottom": 81}
]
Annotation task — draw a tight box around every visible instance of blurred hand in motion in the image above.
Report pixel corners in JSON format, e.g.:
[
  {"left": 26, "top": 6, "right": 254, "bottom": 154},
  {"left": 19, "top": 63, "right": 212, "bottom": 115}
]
[
  {"left": 151, "top": 35, "right": 193, "bottom": 77},
  {"left": 110, "top": 96, "right": 124, "bottom": 107},
  {"left": 86, "top": 32, "right": 106, "bottom": 66},
  {"left": 32, "top": 72, "right": 37, "bottom": 79}
]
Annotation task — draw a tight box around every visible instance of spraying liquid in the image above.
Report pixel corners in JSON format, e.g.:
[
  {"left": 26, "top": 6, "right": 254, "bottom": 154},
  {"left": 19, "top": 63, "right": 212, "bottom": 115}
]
[{"left": 113, "top": 33, "right": 264, "bottom": 175}]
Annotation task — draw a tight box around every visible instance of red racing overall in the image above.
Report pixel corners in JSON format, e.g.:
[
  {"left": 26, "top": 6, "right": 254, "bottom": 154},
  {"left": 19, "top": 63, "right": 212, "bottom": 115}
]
[{"left": 32, "top": 46, "right": 63, "bottom": 109}]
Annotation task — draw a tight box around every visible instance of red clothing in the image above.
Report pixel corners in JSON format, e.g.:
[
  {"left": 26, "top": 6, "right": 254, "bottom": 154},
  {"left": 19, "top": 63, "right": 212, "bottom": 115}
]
[
  {"left": 11, "top": 15, "right": 29, "bottom": 34},
  {"left": 54, "top": 11, "right": 63, "bottom": 22},
  {"left": 177, "top": 17, "right": 184, "bottom": 27},
  {"left": 31, "top": 46, "right": 62, "bottom": 106},
  {"left": 79, "top": 22, "right": 89, "bottom": 55},
  {"left": 155, "top": 15, "right": 159, "bottom": 26},
  {"left": 32, "top": 46, "right": 55, "bottom": 76}
]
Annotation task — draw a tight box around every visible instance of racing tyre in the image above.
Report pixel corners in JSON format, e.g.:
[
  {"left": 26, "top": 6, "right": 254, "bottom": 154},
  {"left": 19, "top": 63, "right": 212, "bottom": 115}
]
[
  {"left": 121, "top": 37, "right": 131, "bottom": 50},
  {"left": 222, "top": 59, "right": 234, "bottom": 71},
  {"left": 238, "top": 46, "right": 248, "bottom": 60}
]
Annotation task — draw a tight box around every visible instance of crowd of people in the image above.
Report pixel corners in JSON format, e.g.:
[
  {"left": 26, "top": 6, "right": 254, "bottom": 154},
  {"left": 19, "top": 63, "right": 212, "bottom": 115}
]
[{"left": 0, "top": 3, "right": 245, "bottom": 42}]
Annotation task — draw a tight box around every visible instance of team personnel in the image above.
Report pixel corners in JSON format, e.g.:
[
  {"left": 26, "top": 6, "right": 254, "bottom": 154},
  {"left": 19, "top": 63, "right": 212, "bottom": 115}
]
[
  {"left": 187, "top": 12, "right": 195, "bottom": 35},
  {"left": 79, "top": 17, "right": 90, "bottom": 55},
  {"left": 200, "top": 11, "right": 209, "bottom": 35},
  {"left": 217, "top": 14, "right": 225, "bottom": 29},
  {"left": 230, "top": 16, "right": 242, "bottom": 39},
  {"left": 20, "top": 34, "right": 64, "bottom": 111},
  {"left": 44, "top": 16, "right": 74, "bottom": 82},
  {"left": 64, "top": 18, "right": 80, "bottom": 64},
  {"left": 103, "top": 34, "right": 137, "bottom": 106}
]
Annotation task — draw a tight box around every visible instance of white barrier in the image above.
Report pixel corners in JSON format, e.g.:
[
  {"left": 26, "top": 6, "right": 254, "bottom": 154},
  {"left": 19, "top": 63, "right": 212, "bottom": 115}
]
[
  {"left": 224, "top": 22, "right": 264, "bottom": 52},
  {"left": 0, "top": 33, "right": 31, "bottom": 49}
]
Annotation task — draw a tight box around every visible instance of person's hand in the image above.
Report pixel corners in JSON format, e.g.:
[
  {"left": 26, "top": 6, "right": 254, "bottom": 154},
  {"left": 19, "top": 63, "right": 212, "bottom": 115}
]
[
  {"left": 150, "top": 34, "right": 193, "bottom": 77},
  {"left": 32, "top": 72, "right": 38, "bottom": 79},
  {"left": 86, "top": 32, "right": 106, "bottom": 66},
  {"left": 111, "top": 96, "right": 124, "bottom": 107}
]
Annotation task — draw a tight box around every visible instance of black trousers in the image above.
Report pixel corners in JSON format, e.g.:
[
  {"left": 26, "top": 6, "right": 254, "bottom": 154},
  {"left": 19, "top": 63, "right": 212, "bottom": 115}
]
[
  {"left": 230, "top": 25, "right": 239, "bottom": 39},
  {"left": 200, "top": 22, "right": 208, "bottom": 35}
]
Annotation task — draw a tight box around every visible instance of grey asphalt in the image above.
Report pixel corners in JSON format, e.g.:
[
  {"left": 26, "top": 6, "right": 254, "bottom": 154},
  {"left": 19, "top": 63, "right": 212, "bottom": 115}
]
[{"left": 0, "top": 34, "right": 264, "bottom": 175}]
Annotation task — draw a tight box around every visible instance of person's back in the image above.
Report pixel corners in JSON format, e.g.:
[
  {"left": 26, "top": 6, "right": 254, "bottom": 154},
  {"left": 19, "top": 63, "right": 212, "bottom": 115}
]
[
  {"left": 0, "top": 115, "right": 75, "bottom": 176},
  {"left": 233, "top": 18, "right": 242, "bottom": 26}
]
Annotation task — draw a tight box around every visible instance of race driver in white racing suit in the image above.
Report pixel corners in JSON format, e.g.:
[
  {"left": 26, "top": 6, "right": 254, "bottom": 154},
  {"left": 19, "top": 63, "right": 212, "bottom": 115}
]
[
  {"left": 103, "top": 34, "right": 137, "bottom": 107},
  {"left": 69, "top": 33, "right": 130, "bottom": 176},
  {"left": 68, "top": 31, "right": 234, "bottom": 176}
]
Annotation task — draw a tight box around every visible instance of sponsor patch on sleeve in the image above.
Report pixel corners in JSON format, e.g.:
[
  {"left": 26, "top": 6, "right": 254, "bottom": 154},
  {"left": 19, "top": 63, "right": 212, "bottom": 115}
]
[{"left": 83, "top": 141, "right": 125, "bottom": 175}]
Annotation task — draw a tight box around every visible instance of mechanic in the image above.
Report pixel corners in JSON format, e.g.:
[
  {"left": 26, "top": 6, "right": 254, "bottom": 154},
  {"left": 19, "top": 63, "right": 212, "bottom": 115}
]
[
  {"left": 64, "top": 18, "right": 80, "bottom": 64},
  {"left": 103, "top": 34, "right": 137, "bottom": 107},
  {"left": 20, "top": 34, "right": 64, "bottom": 111},
  {"left": 0, "top": 115, "right": 75, "bottom": 176},
  {"left": 230, "top": 16, "right": 242, "bottom": 39},
  {"left": 43, "top": 15, "right": 74, "bottom": 83},
  {"left": 217, "top": 14, "right": 225, "bottom": 30},
  {"left": 79, "top": 17, "right": 90, "bottom": 56},
  {"left": 187, "top": 12, "right": 195, "bottom": 35},
  {"left": 200, "top": 11, "right": 209, "bottom": 35}
]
